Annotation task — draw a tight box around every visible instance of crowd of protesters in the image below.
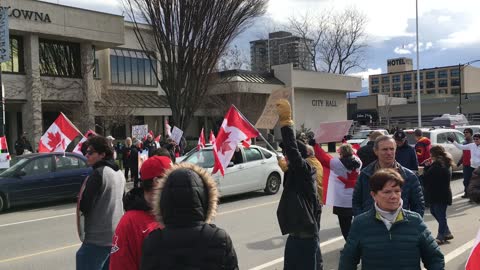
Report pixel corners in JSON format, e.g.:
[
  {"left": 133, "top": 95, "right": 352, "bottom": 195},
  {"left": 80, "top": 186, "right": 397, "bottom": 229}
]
[{"left": 72, "top": 109, "right": 480, "bottom": 270}]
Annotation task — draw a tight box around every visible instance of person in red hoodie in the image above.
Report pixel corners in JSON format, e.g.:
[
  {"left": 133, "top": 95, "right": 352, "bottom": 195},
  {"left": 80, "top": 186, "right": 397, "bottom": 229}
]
[
  {"left": 109, "top": 156, "right": 172, "bottom": 270},
  {"left": 414, "top": 129, "right": 431, "bottom": 165}
]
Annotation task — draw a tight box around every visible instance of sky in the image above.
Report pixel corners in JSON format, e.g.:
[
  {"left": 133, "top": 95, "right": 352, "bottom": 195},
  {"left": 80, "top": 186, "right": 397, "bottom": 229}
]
[{"left": 43, "top": 0, "right": 480, "bottom": 96}]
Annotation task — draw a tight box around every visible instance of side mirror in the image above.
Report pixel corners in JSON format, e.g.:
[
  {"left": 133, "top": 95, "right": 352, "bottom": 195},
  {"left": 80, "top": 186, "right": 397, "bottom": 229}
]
[
  {"left": 227, "top": 162, "right": 235, "bottom": 168},
  {"left": 14, "top": 171, "right": 26, "bottom": 178}
]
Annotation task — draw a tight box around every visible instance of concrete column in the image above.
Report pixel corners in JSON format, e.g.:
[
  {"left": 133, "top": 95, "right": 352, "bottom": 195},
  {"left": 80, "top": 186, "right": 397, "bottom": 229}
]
[
  {"left": 23, "top": 35, "right": 43, "bottom": 151},
  {"left": 80, "top": 43, "right": 96, "bottom": 132}
]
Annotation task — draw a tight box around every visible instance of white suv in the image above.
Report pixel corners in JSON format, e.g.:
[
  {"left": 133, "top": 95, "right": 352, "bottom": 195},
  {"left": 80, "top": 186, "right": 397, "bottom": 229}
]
[{"left": 405, "top": 128, "right": 465, "bottom": 170}]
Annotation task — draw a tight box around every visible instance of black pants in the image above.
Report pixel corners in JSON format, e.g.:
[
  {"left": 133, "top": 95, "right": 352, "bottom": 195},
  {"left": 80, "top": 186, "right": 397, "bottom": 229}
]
[
  {"left": 124, "top": 166, "right": 130, "bottom": 180},
  {"left": 338, "top": 215, "right": 352, "bottom": 241},
  {"left": 131, "top": 169, "right": 139, "bottom": 187}
]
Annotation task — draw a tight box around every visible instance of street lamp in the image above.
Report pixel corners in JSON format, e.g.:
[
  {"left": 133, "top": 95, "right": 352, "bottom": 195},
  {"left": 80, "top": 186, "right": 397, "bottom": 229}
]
[
  {"left": 415, "top": 0, "right": 422, "bottom": 127},
  {"left": 458, "top": 60, "right": 480, "bottom": 114}
]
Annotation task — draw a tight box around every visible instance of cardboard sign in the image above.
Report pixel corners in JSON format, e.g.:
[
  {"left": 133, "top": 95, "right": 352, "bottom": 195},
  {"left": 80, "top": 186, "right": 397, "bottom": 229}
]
[
  {"left": 255, "top": 87, "right": 292, "bottom": 129},
  {"left": 314, "top": 120, "right": 353, "bottom": 143},
  {"left": 170, "top": 126, "right": 183, "bottom": 144},
  {"left": 132, "top": 124, "right": 148, "bottom": 140}
]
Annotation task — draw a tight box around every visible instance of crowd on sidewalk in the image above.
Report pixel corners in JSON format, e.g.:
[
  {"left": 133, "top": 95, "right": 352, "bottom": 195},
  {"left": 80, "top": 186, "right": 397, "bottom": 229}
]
[{"left": 74, "top": 101, "right": 480, "bottom": 270}]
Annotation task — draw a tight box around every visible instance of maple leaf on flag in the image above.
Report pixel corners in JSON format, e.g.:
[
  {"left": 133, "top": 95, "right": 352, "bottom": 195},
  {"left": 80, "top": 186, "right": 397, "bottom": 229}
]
[
  {"left": 337, "top": 170, "right": 359, "bottom": 189},
  {"left": 47, "top": 132, "right": 62, "bottom": 149},
  {"left": 216, "top": 131, "right": 232, "bottom": 155}
]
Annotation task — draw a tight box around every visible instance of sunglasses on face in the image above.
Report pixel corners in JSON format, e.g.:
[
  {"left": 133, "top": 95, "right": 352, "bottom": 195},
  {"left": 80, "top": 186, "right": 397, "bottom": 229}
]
[{"left": 85, "top": 150, "right": 96, "bottom": 156}]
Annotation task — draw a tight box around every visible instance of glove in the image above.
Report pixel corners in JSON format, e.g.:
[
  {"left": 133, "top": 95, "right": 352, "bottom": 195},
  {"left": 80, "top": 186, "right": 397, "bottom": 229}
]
[
  {"left": 447, "top": 137, "right": 455, "bottom": 143},
  {"left": 275, "top": 99, "right": 294, "bottom": 127},
  {"left": 277, "top": 156, "right": 288, "bottom": 172}
]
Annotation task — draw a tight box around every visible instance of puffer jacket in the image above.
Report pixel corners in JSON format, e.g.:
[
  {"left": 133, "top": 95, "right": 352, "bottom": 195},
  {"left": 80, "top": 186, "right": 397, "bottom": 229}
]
[
  {"left": 468, "top": 171, "right": 480, "bottom": 203},
  {"left": 352, "top": 161, "right": 425, "bottom": 217},
  {"left": 339, "top": 208, "right": 444, "bottom": 270},
  {"left": 140, "top": 163, "right": 238, "bottom": 270},
  {"left": 423, "top": 161, "right": 452, "bottom": 205},
  {"left": 276, "top": 126, "right": 321, "bottom": 237}
]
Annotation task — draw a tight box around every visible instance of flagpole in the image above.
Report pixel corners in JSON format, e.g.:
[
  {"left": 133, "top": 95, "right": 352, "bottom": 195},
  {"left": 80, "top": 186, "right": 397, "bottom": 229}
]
[{"left": 230, "top": 104, "right": 279, "bottom": 156}]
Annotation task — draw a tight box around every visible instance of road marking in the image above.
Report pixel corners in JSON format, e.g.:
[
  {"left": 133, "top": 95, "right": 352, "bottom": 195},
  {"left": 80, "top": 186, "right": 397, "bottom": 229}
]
[
  {"left": 0, "top": 243, "right": 80, "bottom": 264},
  {"left": 452, "top": 193, "right": 464, "bottom": 200},
  {"left": 218, "top": 200, "right": 279, "bottom": 216},
  {"left": 248, "top": 236, "right": 344, "bottom": 270},
  {"left": 444, "top": 239, "right": 475, "bottom": 263},
  {"left": 0, "top": 213, "right": 75, "bottom": 228}
]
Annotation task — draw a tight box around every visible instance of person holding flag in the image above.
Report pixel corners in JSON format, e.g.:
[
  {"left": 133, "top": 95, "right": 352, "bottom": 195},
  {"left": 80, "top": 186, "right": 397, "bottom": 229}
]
[{"left": 275, "top": 99, "right": 322, "bottom": 270}]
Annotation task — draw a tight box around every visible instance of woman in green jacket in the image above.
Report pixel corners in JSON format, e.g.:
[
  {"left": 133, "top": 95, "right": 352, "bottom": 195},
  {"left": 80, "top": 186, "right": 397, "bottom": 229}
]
[{"left": 339, "top": 169, "right": 444, "bottom": 270}]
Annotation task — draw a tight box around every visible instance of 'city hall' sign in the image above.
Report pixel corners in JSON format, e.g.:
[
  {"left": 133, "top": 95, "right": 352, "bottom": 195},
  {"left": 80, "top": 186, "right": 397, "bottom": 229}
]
[
  {"left": 0, "top": 6, "right": 51, "bottom": 23},
  {"left": 312, "top": 99, "right": 337, "bottom": 107}
]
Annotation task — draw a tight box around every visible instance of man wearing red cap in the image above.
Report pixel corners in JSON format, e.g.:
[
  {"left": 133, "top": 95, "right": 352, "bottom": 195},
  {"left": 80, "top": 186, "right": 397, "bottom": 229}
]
[{"left": 109, "top": 156, "right": 172, "bottom": 270}]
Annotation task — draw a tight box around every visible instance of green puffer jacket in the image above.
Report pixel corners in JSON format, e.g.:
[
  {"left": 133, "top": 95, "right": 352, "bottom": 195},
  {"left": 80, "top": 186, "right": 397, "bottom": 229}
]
[{"left": 339, "top": 208, "right": 444, "bottom": 270}]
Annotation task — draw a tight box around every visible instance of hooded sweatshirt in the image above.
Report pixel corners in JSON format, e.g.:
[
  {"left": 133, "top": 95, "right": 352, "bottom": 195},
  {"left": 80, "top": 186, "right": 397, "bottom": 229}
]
[
  {"left": 415, "top": 137, "right": 432, "bottom": 165},
  {"left": 140, "top": 163, "right": 238, "bottom": 270}
]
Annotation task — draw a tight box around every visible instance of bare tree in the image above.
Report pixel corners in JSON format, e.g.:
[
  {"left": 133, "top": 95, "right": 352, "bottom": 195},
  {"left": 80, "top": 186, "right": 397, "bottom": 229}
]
[
  {"left": 288, "top": 7, "right": 368, "bottom": 74},
  {"left": 378, "top": 95, "right": 393, "bottom": 129},
  {"left": 217, "top": 45, "right": 251, "bottom": 71},
  {"left": 123, "top": 0, "right": 267, "bottom": 131}
]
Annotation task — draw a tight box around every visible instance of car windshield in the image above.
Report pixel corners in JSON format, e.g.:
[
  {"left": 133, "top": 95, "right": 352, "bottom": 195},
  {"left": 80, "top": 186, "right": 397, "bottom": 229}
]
[
  {"left": 0, "top": 157, "right": 30, "bottom": 177},
  {"left": 182, "top": 149, "right": 215, "bottom": 168},
  {"left": 351, "top": 131, "right": 371, "bottom": 139},
  {"left": 406, "top": 132, "right": 430, "bottom": 145}
]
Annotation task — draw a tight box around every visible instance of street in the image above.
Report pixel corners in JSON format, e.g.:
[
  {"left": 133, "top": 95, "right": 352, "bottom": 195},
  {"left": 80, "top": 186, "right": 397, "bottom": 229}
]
[{"left": 0, "top": 175, "right": 478, "bottom": 270}]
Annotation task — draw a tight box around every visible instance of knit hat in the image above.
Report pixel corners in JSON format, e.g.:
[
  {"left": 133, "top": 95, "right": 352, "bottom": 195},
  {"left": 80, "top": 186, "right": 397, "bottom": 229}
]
[
  {"left": 393, "top": 130, "right": 406, "bottom": 141},
  {"left": 140, "top": 156, "right": 172, "bottom": 181}
]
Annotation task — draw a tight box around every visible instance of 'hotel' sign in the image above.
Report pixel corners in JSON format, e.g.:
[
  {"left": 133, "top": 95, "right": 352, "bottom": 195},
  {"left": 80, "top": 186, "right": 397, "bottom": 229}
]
[{"left": 0, "top": 6, "right": 51, "bottom": 23}]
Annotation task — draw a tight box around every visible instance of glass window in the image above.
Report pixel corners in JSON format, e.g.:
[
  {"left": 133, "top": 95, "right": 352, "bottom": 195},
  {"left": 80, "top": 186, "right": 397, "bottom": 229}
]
[
  {"left": 382, "top": 85, "right": 390, "bottom": 92},
  {"left": 21, "top": 157, "right": 52, "bottom": 176},
  {"left": 382, "top": 76, "right": 390, "bottom": 84},
  {"left": 392, "top": 75, "right": 400, "bottom": 83},
  {"left": 393, "top": 93, "right": 401, "bottom": 97},
  {"left": 451, "top": 78, "right": 460, "bottom": 87},
  {"left": 371, "top": 76, "right": 379, "bottom": 85},
  {"left": 371, "top": 86, "right": 379, "bottom": 93},
  {"left": 1, "top": 36, "right": 24, "bottom": 73},
  {"left": 403, "top": 73, "right": 412, "bottom": 81},
  {"left": 403, "top": 92, "right": 412, "bottom": 98},
  {"left": 55, "top": 155, "right": 82, "bottom": 171},
  {"left": 438, "top": 70, "right": 448, "bottom": 78},
  {"left": 438, "top": 79, "right": 448, "bottom": 87},
  {"left": 261, "top": 149, "right": 272, "bottom": 159},
  {"left": 414, "top": 73, "right": 423, "bottom": 80},
  {"left": 455, "top": 132, "right": 465, "bottom": 144},
  {"left": 437, "top": 133, "right": 448, "bottom": 143},
  {"left": 450, "top": 68, "right": 460, "bottom": 77},
  {"left": 110, "top": 48, "right": 157, "bottom": 86},
  {"left": 426, "top": 71, "right": 435, "bottom": 79},
  {"left": 438, "top": 89, "right": 447, "bottom": 94},
  {"left": 426, "top": 90, "right": 436, "bottom": 95},
  {"left": 403, "top": 83, "right": 412, "bottom": 91},
  {"left": 451, "top": 88, "right": 460, "bottom": 95},
  {"left": 39, "top": 39, "right": 81, "bottom": 77},
  {"left": 245, "top": 148, "right": 263, "bottom": 162},
  {"left": 393, "top": 84, "right": 401, "bottom": 91},
  {"left": 426, "top": 81, "right": 435, "bottom": 88},
  {"left": 183, "top": 150, "right": 215, "bottom": 168}
]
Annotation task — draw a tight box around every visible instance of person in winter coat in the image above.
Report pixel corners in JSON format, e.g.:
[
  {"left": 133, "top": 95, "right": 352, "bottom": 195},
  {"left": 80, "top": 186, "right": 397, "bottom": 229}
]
[
  {"left": 423, "top": 145, "right": 454, "bottom": 245},
  {"left": 122, "top": 137, "right": 133, "bottom": 181},
  {"left": 468, "top": 168, "right": 480, "bottom": 203},
  {"left": 339, "top": 169, "right": 444, "bottom": 270},
  {"left": 357, "top": 131, "right": 383, "bottom": 169},
  {"left": 110, "top": 156, "right": 172, "bottom": 270},
  {"left": 311, "top": 142, "right": 361, "bottom": 241},
  {"left": 129, "top": 141, "right": 141, "bottom": 188},
  {"left": 275, "top": 99, "right": 322, "bottom": 270},
  {"left": 352, "top": 136, "right": 425, "bottom": 217},
  {"left": 393, "top": 130, "right": 418, "bottom": 171},
  {"left": 14, "top": 134, "right": 33, "bottom": 155},
  {"left": 140, "top": 163, "right": 238, "bottom": 270},
  {"left": 414, "top": 129, "right": 431, "bottom": 165},
  {"left": 76, "top": 136, "right": 126, "bottom": 270},
  {"left": 143, "top": 134, "right": 157, "bottom": 158}
]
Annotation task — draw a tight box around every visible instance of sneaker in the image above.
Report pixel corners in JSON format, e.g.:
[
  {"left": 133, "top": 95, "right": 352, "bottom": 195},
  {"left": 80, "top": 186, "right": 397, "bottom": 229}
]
[{"left": 444, "top": 234, "right": 454, "bottom": 240}]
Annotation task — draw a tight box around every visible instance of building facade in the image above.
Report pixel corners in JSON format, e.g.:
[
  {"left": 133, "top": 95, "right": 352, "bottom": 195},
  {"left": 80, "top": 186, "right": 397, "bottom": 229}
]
[
  {"left": 1, "top": 0, "right": 361, "bottom": 151},
  {"left": 250, "top": 31, "right": 313, "bottom": 72}
]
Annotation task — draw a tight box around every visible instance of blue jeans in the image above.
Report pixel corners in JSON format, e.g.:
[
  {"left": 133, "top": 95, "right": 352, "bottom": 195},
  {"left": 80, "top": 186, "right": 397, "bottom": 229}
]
[
  {"left": 430, "top": 203, "right": 450, "bottom": 240},
  {"left": 76, "top": 243, "right": 111, "bottom": 270},
  {"left": 463, "top": 166, "right": 474, "bottom": 194},
  {"left": 284, "top": 235, "right": 319, "bottom": 270}
]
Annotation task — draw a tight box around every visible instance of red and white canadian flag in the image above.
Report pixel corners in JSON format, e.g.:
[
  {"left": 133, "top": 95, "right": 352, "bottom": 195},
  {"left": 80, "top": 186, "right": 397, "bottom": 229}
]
[
  {"left": 73, "top": 130, "right": 96, "bottom": 155},
  {"left": 466, "top": 227, "right": 480, "bottom": 270},
  {"left": 38, "top": 113, "right": 80, "bottom": 153},
  {"left": 0, "top": 136, "right": 10, "bottom": 160},
  {"left": 212, "top": 106, "right": 259, "bottom": 176},
  {"left": 165, "top": 119, "right": 172, "bottom": 137},
  {"left": 197, "top": 128, "right": 206, "bottom": 150},
  {"left": 313, "top": 144, "right": 361, "bottom": 207},
  {"left": 209, "top": 130, "right": 216, "bottom": 144}
]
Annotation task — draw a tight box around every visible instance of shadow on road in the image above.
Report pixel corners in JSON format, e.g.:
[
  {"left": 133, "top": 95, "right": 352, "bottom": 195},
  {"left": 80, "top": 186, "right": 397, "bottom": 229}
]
[
  {"left": 0, "top": 198, "right": 76, "bottom": 215},
  {"left": 219, "top": 191, "right": 275, "bottom": 205}
]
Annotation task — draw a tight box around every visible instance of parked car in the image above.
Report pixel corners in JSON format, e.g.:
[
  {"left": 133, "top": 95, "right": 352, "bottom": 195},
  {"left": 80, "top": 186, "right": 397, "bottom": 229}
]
[
  {"left": 455, "top": 125, "right": 480, "bottom": 135},
  {"left": 0, "top": 152, "right": 92, "bottom": 212},
  {"left": 182, "top": 145, "right": 283, "bottom": 197},
  {"left": 176, "top": 144, "right": 213, "bottom": 163},
  {"left": 404, "top": 128, "right": 465, "bottom": 170},
  {"left": 347, "top": 129, "right": 389, "bottom": 145}
]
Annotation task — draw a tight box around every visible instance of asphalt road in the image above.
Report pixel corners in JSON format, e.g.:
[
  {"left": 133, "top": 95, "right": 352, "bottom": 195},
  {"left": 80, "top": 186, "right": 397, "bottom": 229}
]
[{"left": 0, "top": 175, "right": 478, "bottom": 270}]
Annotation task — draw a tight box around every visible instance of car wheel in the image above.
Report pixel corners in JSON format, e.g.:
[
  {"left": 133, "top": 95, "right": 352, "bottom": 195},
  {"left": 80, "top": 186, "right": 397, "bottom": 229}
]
[
  {"left": 264, "top": 173, "right": 281, "bottom": 195},
  {"left": 0, "top": 194, "right": 6, "bottom": 213}
]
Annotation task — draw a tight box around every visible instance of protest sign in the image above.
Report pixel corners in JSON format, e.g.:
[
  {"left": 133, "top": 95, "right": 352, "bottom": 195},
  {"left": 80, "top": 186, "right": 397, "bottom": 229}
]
[
  {"left": 171, "top": 126, "right": 183, "bottom": 144},
  {"left": 132, "top": 124, "right": 148, "bottom": 140},
  {"left": 255, "top": 87, "right": 292, "bottom": 129},
  {"left": 314, "top": 120, "right": 353, "bottom": 143}
]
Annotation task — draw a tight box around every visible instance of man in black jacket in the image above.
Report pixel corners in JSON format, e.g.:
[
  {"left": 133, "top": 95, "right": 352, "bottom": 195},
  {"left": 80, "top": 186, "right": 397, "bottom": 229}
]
[
  {"left": 357, "top": 131, "right": 383, "bottom": 169},
  {"left": 275, "top": 99, "right": 322, "bottom": 270},
  {"left": 394, "top": 130, "right": 419, "bottom": 171},
  {"left": 143, "top": 134, "right": 157, "bottom": 158}
]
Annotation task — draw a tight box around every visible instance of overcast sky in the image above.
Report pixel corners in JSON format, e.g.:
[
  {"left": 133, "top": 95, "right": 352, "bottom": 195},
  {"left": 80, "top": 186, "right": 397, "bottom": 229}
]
[{"left": 43, "top": 0, "right": 480, "bottom": 94}]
